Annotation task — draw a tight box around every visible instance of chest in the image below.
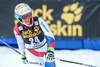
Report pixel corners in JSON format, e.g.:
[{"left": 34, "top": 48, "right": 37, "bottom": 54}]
[{"left": 17, "top": 21, "right": 45, "bottom": 44}]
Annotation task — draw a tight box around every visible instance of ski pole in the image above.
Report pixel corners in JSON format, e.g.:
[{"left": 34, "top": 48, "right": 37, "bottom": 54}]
[
  {"left": 0, "top": 39, "right": 97, "bottom": 67},
  {"left": 0, "top": 39, "right": 21, "bottom": 55},
  {"left": 55, "top": 57, "right": 97, "bottom": 67}
]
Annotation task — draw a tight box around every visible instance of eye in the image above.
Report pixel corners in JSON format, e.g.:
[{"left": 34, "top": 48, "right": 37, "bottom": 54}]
[{"left": 22, "top": 13, "right": 32, "bottom": 19}]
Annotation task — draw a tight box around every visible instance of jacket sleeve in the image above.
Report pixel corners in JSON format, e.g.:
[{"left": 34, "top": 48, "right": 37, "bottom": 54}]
[
  {"left": 38, "top": 17, "right": 55, "bottom": 48},
  {"left": 13, "top": 25, "right": 25, "bottom": 54}
]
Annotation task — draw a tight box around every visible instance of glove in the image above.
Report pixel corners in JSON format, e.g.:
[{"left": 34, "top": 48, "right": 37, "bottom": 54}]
[
  {"left": 45, "top": 47, "right": 55, "bottom": 62},
  {"left": 21, "top": 53, "right": 28, "bottom": 64}
]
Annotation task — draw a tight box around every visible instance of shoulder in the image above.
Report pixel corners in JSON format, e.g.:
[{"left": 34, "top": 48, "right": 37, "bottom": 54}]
[
  {"left": 13, "top": 25, "right": 18, "bottom": 31},
  {"left": 38, "top": 17, "right": 44, "bottom": 21},
  {"left": 13, "top": 25, "right": 20, "bottom": 35},
  {"left": 33, "top": 17, "right": 44, "bottom": 21},
  {"left": 34, "top": 17, "right": 45, "bottom": 25}
]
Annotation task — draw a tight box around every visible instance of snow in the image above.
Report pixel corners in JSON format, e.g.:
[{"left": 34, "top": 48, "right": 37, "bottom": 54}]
[{"left": 0, "top": 46, "right": 100, "bottom": 67}]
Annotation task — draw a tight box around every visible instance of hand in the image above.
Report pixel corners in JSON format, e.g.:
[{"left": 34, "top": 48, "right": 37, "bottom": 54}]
[
  {"left": 21, "top": 53, "right": 28, "bottom": 64},
  {"left": 45, "top": 47, "right": 55, "bottom": 62}
]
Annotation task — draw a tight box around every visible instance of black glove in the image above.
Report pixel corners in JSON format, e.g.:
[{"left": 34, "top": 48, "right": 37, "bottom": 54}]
[
  {"left": 21, "top": 53, "right": 28, "bottom": 64},
  {"left": 45, "top": 47, "right": 55, "bottom": 62}
]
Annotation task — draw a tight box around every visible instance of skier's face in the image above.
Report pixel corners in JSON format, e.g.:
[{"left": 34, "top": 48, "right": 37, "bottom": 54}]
[{"left": 22, "top": 12, "right": 32, "bottom": 25}]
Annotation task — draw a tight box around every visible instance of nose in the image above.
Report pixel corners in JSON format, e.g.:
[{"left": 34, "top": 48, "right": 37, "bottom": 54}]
[{"left": 26, "top": 16, "right": 32, "bottom": 20}]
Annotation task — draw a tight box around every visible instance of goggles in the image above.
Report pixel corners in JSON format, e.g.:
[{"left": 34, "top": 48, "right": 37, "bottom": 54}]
[{"left": 22, "top": 12, "right": 32, "bottom": 20}]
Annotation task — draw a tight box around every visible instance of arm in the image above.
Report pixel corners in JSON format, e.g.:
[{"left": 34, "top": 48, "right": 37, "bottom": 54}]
[
  {"left": 13, "top": 25, "right": 28, "bottom": 64},
  {"left": 13, "top": 25, "right": 25, "bottom": 54},
  {"left": 38, "top": 17, "right": 55, "bottom": 49},
  {"left": 38, "top": 18, "right": 55, "bottom": 62}
]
